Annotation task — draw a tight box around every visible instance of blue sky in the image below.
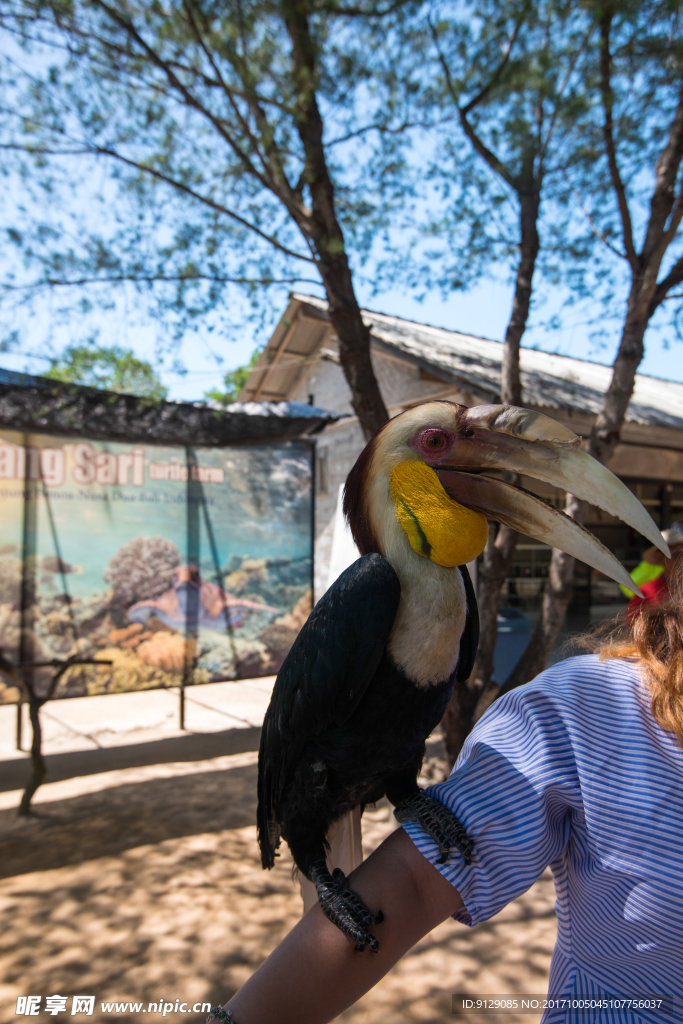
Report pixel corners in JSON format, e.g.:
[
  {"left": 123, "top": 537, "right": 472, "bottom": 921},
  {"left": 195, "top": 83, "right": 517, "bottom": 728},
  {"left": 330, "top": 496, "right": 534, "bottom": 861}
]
[
  {"left": 2, "top": 10, "right": 682, "bottom": 405},
  {"left": 4, "top": 270, "right": 682, "bottom": 404}
]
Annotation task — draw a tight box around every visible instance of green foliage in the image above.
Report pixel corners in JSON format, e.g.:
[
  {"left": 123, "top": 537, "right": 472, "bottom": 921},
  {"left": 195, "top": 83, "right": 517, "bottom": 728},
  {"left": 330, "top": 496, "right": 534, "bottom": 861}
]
[
  {"left": 345, "top": 0, "right": 683, "bottom": 346},
  {"left": 356, "top": 0, "right": 595, "bottom": 296},
  {"left": 204, "top": 348, "right": 262, "bottom": 405},
  {"left": 558, "top": 0, "right": 683, "bottom": 341},
  {"left": 44, "top": 344, "right": 167, "bottom": 400},
  {"left": 0, "top": 0, "right": 682, "bottom": 354},
  {"left": 0, "top": 0, "right": 403, "bottom": 348}
]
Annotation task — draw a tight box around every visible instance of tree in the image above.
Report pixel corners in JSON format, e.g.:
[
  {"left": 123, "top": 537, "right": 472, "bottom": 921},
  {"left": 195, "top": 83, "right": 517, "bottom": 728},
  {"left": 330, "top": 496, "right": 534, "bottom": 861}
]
[
  {"left": 374, "top": 0, "right": 593, "bottom": 760},
  {"left": 44, "top": 343, "right": 168, "bottom": 399},
  {"left": 0, "top": 0, "right": 392, "bottom": 439},
  {"left": 3, "top": 650, "right": 111, "bottom": 815},
  {"left": 204, "top": 346, "right": 262, "bottom": 405},
  {"left": 505, "top": 0, "right": 683, "bottom": 690}
]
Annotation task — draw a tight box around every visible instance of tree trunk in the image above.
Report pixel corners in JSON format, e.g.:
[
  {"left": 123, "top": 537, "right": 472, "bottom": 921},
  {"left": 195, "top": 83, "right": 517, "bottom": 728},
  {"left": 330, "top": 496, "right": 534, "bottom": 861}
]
[
  {"left": 283, "top": 0, "right": 389, "bottom": 440},
  {"left": 472, "top": 524, "right": 520, "bottom": 680},
  {"left": 588, "top": 313, "right": 647, "bottom": 464},
  {"left": 320, "top": 263, "right": 389, "bottom": 441},
  {"left": 498, "top": 43, "right": 683, "bottom": 690},
  {"left": 500, "top": 189, "right": 540, "bottom": 408},
  {"left": 441, "top": 675, "right": 485, "bottom": 767},
  {"left": 441, "top": 187, "right": 540, "bottom": 764},
  {"left": 500, "top": 495, "right": 584, "bottom": 694},
  {"left": 501, "top": 21, "right": 683, "bottom": 696},
  {"left": 18, "top": 694, "right": 46, "bottom": 816},
  {"left": 503, "top": 303, "right": 650, "bottom": 692}
]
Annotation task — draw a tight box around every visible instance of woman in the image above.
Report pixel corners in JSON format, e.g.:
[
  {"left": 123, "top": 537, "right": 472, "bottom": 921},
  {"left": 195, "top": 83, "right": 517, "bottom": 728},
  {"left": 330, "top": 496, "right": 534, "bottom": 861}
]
[{"left": 212, "top": 566, "right": 683, "bottom": 1024}]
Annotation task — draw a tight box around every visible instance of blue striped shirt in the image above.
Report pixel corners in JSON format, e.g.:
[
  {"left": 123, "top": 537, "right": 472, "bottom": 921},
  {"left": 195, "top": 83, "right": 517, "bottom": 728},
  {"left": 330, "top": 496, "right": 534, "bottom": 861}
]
[{"left": 402, "top": 655, "right": 683, "bottom": 1024}]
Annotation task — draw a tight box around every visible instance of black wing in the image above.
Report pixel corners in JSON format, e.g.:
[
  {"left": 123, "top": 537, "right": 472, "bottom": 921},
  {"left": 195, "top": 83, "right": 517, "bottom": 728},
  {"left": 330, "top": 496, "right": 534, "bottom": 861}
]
[
  {"left": 455, "top": 563, "right": 479, "bottom": 682},
  {"left": 257, "top": 553, "right": 401, "bottom": 867}
]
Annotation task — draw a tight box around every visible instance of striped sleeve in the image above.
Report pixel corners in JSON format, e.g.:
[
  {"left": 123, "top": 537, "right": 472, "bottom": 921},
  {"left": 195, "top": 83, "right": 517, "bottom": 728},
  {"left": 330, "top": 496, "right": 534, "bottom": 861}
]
[{"left": 402, "top": 685, "right": 579, "bottom": 927}]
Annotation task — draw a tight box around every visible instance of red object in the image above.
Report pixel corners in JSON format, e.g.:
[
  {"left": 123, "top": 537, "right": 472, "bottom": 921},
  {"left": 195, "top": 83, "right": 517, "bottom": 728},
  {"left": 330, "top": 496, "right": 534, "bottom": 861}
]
[{"left": 626, "top": 574, "right": 670, "bottom": 623}]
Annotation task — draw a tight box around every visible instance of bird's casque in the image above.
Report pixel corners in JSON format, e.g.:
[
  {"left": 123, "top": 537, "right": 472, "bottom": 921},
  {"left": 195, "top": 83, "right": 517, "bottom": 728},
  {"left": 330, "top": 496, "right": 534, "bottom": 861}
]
[{"left": 257, "top": 401, "right": 668, "bottom": 952}]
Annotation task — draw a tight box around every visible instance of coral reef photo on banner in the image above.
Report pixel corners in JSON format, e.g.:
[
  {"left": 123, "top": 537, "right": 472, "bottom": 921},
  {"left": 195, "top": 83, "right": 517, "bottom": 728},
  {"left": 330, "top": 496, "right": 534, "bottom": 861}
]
[{"left": 0, "top": 432, "right": 313, "bottom": 703}]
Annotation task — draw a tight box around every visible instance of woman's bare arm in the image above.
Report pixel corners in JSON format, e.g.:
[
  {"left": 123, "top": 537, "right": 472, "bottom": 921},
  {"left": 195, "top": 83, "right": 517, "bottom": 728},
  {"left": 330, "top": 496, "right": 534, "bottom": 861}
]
[{"left": 225, "top": 827, "right": 463, "bottom": 1024}]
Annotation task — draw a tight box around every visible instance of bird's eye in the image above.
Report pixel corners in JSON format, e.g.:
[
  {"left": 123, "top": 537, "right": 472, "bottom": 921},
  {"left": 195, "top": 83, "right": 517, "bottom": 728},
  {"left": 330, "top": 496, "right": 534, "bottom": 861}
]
[{"left": 413, "top": 427, "right": 454, "bottom": 460}]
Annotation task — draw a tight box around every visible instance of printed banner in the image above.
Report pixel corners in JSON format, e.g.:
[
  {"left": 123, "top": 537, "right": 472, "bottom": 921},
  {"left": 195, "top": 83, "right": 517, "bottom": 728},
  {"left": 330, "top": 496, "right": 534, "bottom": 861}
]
[{"left": 0, "top": 431, "right": 313, "bottom": 704}]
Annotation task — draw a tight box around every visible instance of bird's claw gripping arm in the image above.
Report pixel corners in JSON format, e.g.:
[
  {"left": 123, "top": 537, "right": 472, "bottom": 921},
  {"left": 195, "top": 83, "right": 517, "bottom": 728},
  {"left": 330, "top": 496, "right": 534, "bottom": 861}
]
[
  {"left": 310, "top": 859, "right": 384, "bottom": 953},
  {"left": 393, "top": 791, "right": 473, "bottom": 865}
]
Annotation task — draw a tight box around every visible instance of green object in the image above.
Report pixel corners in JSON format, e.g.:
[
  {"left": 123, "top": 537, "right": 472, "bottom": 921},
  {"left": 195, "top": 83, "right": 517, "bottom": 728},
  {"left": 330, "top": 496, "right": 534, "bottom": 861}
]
[
  {"left": 45, "top": 345, "right": 167, "bottom": 401},
  {"left": 620, "top": 561, "right": 664, "bottom": 599},
  {"left": 205, "top": 348, "right": 262, "bottom": 406}
]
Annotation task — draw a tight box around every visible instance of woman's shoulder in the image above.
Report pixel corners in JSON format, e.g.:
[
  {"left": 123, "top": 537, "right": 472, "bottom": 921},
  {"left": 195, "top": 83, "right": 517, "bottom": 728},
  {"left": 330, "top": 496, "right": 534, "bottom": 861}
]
[
  {"left": 491, "top": 654, "right": 646, "bottom": 743},
  {"left": 526, "top": 652, "right": 642, "bottom": 695},
  {"left": 470, "top": 654, "right": 678, "bottom": 797}
]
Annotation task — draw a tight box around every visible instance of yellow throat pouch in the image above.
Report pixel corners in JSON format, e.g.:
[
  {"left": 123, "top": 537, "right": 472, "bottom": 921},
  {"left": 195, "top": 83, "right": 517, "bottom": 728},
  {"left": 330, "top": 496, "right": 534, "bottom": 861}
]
[{"left": 390, "top": 461, "right": 488, "bottom": 567}]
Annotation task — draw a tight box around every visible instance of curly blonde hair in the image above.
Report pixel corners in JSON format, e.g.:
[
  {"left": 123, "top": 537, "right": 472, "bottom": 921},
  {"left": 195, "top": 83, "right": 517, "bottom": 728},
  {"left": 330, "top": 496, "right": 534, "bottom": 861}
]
[{"left": 583, "top": 556, "right": 683, "bottom": 745}]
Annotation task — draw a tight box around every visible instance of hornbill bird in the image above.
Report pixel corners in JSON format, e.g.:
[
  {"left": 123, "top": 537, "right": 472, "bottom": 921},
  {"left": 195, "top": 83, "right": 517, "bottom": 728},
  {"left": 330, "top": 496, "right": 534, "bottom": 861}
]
[{"left": 257, "top": 401, "right": 668, "bottom": 952}]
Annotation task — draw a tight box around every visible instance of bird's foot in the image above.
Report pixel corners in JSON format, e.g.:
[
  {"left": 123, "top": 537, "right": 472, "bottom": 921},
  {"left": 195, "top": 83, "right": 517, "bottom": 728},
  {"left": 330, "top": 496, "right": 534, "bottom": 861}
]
[
  {"left": 393, "top": 791, "right": 473, "bottom": 865},
  {"left": 310, "top": 859, "right": 384, "bottom": 953}
]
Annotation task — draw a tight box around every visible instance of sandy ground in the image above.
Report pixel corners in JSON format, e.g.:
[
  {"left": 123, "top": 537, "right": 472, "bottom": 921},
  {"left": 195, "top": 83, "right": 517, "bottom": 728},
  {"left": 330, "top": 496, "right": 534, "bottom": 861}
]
[{"left": 0, "top": 748, "right": 557, "bottom": 1024}]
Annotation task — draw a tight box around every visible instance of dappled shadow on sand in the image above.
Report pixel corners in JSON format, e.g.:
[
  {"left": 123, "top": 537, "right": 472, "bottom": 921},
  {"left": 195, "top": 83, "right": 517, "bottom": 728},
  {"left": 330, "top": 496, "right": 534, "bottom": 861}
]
[
  {"left": 0, "top": 765, "right": 259, "bottom": 878},
  {"left": 0, "top": 727, "right": 263, "bottom": 794},
  {"left": 0, "top": 764, "right": 557, "bottom": 1024}
]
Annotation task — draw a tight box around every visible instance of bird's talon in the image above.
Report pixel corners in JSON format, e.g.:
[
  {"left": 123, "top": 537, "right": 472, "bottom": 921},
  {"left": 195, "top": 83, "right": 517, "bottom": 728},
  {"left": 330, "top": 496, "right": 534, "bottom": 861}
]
[
  {"left": 394, "top": 792, "right": 472, "bottom": 865},
  {"left": 311, "top": 861, "right": 383, "bottom": 952}
]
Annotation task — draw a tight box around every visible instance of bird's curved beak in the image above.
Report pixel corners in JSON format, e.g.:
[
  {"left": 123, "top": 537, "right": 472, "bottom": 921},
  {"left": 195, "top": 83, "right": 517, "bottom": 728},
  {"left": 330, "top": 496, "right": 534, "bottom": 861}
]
[{"left": 434, "top": 405, "right": 670, "bottom": 598}]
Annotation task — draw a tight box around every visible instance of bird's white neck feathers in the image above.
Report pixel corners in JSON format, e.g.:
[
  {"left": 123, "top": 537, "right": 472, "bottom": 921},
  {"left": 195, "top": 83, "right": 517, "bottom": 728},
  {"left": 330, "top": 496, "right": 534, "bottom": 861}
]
[{"left": 366, "top": 458, "right": 467, "bottom": 688}]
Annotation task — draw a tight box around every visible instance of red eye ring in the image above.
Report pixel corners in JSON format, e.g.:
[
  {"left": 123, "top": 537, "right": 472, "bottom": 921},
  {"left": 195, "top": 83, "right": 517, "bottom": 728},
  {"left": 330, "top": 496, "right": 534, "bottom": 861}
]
[{"left": 412, "top": 427, "right": 454, "bottom": 461}]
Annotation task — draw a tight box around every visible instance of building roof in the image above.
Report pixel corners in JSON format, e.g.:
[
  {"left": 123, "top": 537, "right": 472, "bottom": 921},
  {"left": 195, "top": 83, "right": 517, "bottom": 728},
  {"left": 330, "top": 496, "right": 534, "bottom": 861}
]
[
  {"left": 0, "top": 367, "right": 340, "bottom": 446},
  {"left": 242, "top": 294, "right": 683, "bottom": 431}
]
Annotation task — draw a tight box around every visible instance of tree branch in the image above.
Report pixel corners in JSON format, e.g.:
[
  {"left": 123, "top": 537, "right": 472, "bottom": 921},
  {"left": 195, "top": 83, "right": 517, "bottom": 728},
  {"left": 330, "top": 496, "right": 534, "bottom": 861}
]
[
  {"left": 91, "top": 0, "right": 276, "bottom": 196},
  {"left": 569, "top": 186, "right": 628, "bottom": 261},
  {"left": 429, "top": 20, "right": 516, "bottom": 190},
  {"left": 0, "top": 273, "right": 321, "bottom": 291},
  {"left": 538, "top": 23, "right": 593, "bottom": 166},
  {"left": 0, "top": 137, "right": 313, "bottom": 261},
  {"left": 182, "top": 0, "right": 296, "bottom": 205},
  {"left": 327, "top": 114, "right": 456, "bottom": 146},
  {"left": 649, "top": 252, "right": 683, "bottom": 313},
  {"left": 641, "top": 80, "right": 683, "bottom": 267},
  {"left": 458, "top": 110, "right": 517, "bottom": 190},
  {"left": 599, "top": 8, "right": 638, "bottom": 271},
  {"left": 460, "top": 4, "right": 529, "bottom": 116},
  {"left": 86, "top": 144, "right": 316, "bottom": 262}
]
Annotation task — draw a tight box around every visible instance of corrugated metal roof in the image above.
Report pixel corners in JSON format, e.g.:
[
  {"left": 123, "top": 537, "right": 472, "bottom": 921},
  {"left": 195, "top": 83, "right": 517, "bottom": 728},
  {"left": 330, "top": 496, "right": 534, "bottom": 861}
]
[
  {"left": 0, "top": 366, "right": 341, "bottom": 445},
  {"left": 0, "top": 367, "right": 52, "bottom": 389},
  {"left": 291, "top": 294, "right": 683, "bottom": 430}
]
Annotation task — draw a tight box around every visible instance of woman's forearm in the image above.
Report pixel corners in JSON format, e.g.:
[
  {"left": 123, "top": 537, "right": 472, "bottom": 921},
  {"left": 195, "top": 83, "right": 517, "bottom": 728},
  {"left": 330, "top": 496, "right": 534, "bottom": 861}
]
[{"left": 225, "top": 827, "right": 463, "bottom": 1024}]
